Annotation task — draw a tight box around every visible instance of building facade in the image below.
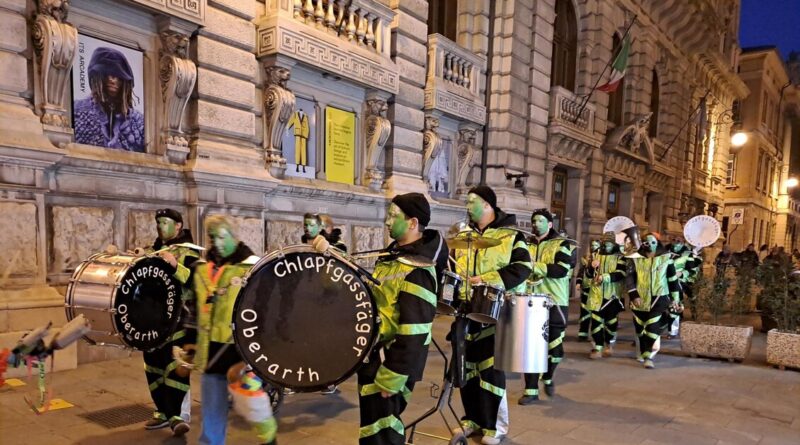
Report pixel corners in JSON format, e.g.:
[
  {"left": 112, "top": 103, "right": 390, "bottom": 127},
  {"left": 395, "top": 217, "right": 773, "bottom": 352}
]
[
  {"left": 723, "top": 47, "right": 800, "bottom": 253},
  {"left": 0, "top": 0, "right": 745, "bottom": 367}
]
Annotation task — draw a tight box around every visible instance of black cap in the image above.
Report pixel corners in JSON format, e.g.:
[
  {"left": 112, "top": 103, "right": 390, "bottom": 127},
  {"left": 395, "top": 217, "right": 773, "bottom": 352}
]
[
  {"left": 468, "top": 185, "right": 497, "bottom": 210},
  {"left": 391, "top": 193, "right": 431, "bottom": 227},
  {"left": 88, "top": 47, "right": 135, "bottom": 82},
  {"left": 531, "top": 208, "right": 553, "bottom": 223},
  {"left": 155, "top": 208, "right": 183, "bottom": 224}
]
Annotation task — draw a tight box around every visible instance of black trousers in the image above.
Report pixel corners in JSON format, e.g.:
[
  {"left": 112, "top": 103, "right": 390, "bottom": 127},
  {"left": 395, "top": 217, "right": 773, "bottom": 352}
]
[
  {"left": 524, "top": 305, "right": 568, "bottom": 393},
  {"left": 632, "top": 296, "right": 671, "bottom": 359},
  {"left": 459, "top": 321, "right": 507, "bottom": 439},
  {"left": 143, "top": 329, "right": 191, "bottom": 421},
  {"left": 590, "top": 299, "right": 624, "bottom": 348},
  {"left": 358, "top": 348, "right": 415, "bottom": 445},
  {"left": 578, "top": 290, "right": 591, "bottom": 337}
]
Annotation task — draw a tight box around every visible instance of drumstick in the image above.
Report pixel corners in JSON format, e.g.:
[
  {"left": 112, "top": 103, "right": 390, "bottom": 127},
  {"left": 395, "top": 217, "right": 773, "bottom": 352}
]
[{"left": 448, "top": 255, "right": 468, "bottom": 276}]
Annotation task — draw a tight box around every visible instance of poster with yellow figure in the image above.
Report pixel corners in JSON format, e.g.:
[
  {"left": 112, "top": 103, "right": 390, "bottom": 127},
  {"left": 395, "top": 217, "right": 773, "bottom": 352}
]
[
  {"left": 283, "top": 97, "right": 316, "bottom": 178},
  {"left": 325, "top": 106, "right": 356, "bottom": 185}
]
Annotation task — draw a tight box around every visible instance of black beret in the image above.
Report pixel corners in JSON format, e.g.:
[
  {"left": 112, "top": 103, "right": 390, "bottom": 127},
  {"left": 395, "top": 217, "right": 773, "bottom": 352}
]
[
  {"left": 468, "top": 185, "right": 497, "bottom": 210},
  {"left": 391, "top": 193, "right": 431, "bottom": 227},
  {"left": 155, "top": 208, "right": 183, "bottom": 224}
]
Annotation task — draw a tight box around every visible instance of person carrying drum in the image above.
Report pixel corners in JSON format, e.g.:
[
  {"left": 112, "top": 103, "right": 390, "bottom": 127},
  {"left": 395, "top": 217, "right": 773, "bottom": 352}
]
[
  {"left": 189, "top": 216, "right": 277, "bottom": 445},
  {"left": 627, "top": 232, "right": 681, "bottom": 369},
  {"left": 575, "top": 239, "right": 601, "bottom": 342},
  {"left": 585, "top": 232, "right": 627, "bottom": 359},
  {"left": 302, "top": 213, "right": 347, "bottom": 252},
  {"left": 519, "top": 209, "right": 577, "bottom": 405},
  {"left": 142, "top": 208, "right": 200, "bottom": 436},
  {"left": 312, "top": 193, "right": 440, "bottom": 445},
  {"left": 453, "top": 185, "right": 531, "bottom": 445}
]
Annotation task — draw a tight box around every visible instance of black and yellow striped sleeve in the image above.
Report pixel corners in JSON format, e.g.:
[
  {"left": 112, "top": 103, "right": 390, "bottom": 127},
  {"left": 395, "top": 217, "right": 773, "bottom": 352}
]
[
  {"left": 375, "top": 267, "right": 437, "bottom": 394},
  {"left": 666, "top": 261, "right": 680, "bottom": 302},
  {"left": 626, "top": 260, "right": 640, "bottom": 300},
  {"left": 609, "top": 255, "right": 627, "bottom": 283},
  {"left": 494, "top": 231, "right": 532, "bottom": 290},
  {"left": 543, "top": 240, "right": 577, "bottom": 279}
]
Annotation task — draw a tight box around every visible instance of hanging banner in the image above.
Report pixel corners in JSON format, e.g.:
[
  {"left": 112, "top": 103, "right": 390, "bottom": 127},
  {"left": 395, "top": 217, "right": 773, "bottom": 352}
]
[{"left": 325, "top": 107, "right": 356, "bottom": 185}]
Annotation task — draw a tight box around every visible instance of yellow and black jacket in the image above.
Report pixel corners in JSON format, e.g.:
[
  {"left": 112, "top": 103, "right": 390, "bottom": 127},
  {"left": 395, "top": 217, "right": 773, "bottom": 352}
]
[
  {"left": 584, "top": 247, "right": 627, "bottom": 311},
  {"left": 528, "top": 229, "right": 578, "bottom": 306},
  {"left": 626, "top": 248, "right": 680, "bottom": 310}
]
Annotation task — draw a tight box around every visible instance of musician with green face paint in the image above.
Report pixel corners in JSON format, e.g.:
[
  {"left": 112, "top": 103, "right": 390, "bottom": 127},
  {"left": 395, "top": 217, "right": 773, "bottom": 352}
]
[
  {"left": 302, "top": 213, "right": 347, "bottom": 252},
  {"left": 626, "top": 232, "right": 680, "bottom": 369},
  {"left": 520, "top": 209, "right": 577, "bottom": 405},
  {"left": 576, "top": 239, "right": 601, "bottom": 341}
]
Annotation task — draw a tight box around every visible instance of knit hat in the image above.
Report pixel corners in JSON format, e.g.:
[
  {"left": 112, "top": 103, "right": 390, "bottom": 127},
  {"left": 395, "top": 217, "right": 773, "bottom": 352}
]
[
  {"left": 88, "top": 47, "right": 135, "bottom": 82},
  {"left": 155, "top": 208, "right": 183, "bottom": 224},
  {"left": 391, "top": 193, "right": 431, "bottom": 226},
  {"left": 601, "top": 231, "right": 616, "bottom": 243},
  {"left": 468, "top": 185, "right": 497, "bottom": 210},
  {"left": 531, "top": 208, "right": 554, "bottom": 223}
]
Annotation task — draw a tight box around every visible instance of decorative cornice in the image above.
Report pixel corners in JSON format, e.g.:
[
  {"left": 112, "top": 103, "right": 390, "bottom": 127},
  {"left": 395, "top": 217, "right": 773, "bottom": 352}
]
[{"left": 424, "top": 88, "right": 486, "bottom": 125}]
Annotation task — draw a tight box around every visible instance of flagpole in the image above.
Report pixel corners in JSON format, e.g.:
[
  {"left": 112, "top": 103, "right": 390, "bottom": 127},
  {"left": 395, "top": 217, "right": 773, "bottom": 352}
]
[
  {"left": 571, "top": 14, "right": 637, "bottom": 124},
  {"left": 656, "top": 90, "right": 710, "bottom": 163}
]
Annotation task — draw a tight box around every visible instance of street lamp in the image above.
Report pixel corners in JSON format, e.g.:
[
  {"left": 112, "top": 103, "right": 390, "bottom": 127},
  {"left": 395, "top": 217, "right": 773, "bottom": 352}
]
[
  {"left": 786, "top": 177, "right": 799, "bottom": 189},
  {"left": 731, "top": 131, "right": 748, "bottom": 148}
]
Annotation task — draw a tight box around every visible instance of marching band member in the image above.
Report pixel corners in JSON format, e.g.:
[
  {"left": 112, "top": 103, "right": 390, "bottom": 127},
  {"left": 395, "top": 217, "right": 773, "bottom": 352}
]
[
  {"left": 302, "top": 213, "right": 347, "bottom": 252},
  {"left": 454, "top": 185, "right": 531, "bottom": 445},
  {"left": 192, "top": 216, "right": 277, "bottom": 445},
  {"left": 313, "top": 193, "right": 440, "bottom": 445},
  {"left": 576, "top": 239, "right": 601, "bottom": 341},
  {"left": 320, "top": 214, "right": 348, "bottom": 252},
  {"left": 586, "top": 232, "right": 627, "bottom": 359},
  {"left": 627, "top": 232, "right": 680, "bottom": 369},
  {"left": 142, "top": 208, "right": 200, "bottom": 436},
  {"left": 667, "top": 237, "right": 701, "bottom": 338},
  {"left": 519, "top": 209, "right": 577, "bottom": 405}
]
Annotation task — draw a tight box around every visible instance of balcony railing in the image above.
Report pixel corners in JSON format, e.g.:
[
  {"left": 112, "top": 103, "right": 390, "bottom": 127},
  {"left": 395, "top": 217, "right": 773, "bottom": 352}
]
[
  {"left": 291, "top": 0, "right": 393, "bottom": 57},
  {"left": 548, "top": 86, "right": 595, "bottom": 133},
  {"left": 424, "top": 34, "right": 486, "bottom": 124}
]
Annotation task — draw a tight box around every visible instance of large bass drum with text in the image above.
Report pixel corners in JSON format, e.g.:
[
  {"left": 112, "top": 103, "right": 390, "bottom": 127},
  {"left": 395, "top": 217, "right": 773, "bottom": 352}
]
[
  {"left": 233, "top": 245, "right": 379, "bottom": 393},
  {"left": 65, "top": 253, "right": 181, "bottom": 351}
]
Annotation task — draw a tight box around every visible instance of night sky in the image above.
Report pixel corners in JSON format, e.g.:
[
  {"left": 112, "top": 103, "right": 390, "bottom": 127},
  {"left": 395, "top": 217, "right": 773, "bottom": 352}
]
[{"left": 739, "top": 0, "right": 800, "bottom": 59}]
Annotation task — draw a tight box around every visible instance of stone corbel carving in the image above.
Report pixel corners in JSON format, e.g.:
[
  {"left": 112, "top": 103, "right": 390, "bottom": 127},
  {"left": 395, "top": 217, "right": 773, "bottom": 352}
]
[
  {"left": 263, "top": 66, "right": 295, "bottom": 179},
  {"left": 455, "top": 126, "right": 478, "bottom": 193},
  {"left": 421, "top": 116, "right": 442, "bottom": 181},
  {"left": 33, "top": 0, "right": 78, "bottom": 140},
  {"left": 604, "top": 112, "right": 655, "bottom": 164},
  {"left": 159, "top": 30, "right": 196, "bottom": 164},
  {"left": 363, "top": 97, "right": 391, "bottom": 191}
]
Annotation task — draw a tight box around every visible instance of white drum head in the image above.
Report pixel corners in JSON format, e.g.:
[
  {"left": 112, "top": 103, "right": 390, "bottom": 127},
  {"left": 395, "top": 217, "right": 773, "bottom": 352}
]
[
  {"left": 683, "top": 215, "right": 721, "bottom": 248},
  {"left": 604, "top": 216, "right": 635, "bottom": 245}
]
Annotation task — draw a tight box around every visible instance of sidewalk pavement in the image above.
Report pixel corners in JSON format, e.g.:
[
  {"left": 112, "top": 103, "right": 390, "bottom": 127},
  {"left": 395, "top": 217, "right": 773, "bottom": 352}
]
[{"left": 2, "top": 308, "right": 799, "bottom": 445}]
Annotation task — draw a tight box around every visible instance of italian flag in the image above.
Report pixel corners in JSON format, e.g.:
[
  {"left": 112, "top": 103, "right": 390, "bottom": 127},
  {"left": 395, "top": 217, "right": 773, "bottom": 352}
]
[{"left": 598, "top": 35, "right": 631, "bottom": 93}]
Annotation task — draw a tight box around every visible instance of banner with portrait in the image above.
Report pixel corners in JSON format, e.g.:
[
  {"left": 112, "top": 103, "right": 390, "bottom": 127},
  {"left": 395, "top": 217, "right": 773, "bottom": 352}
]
[
  {"left": 282, "top": 97, "right": 317, "bottom": 179},
  {"left": 325, "top": 107, "right": 356, "bottom": 185},
  {"left": 71, "top": 34, "right": 145, "bottom": 153}
]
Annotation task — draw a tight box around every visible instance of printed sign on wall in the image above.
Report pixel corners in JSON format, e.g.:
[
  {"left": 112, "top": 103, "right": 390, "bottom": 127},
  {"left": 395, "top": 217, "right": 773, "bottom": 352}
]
[{"left": 325, "top": 107, "right": 356, "bottom": 185}]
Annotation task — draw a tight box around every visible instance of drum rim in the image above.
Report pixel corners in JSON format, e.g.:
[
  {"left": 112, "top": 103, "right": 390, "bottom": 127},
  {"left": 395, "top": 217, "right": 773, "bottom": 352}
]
[{"left": 232, "top": 244, "right": 379, "bottom": 392}]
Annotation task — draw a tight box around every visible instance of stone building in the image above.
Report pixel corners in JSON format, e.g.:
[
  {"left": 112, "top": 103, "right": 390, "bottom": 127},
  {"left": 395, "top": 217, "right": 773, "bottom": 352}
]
[
  {"left": 723, "top": 47, "right": 800, "bottom": 252},
  {"left": 0, "top": 0, "right": 745, "bottom": 367}
]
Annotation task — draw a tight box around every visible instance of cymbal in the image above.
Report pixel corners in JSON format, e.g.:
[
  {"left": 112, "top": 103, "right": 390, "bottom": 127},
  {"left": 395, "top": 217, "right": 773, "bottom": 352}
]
[{"left": 446, "top": 233, "right": 501, "bottom": 250}]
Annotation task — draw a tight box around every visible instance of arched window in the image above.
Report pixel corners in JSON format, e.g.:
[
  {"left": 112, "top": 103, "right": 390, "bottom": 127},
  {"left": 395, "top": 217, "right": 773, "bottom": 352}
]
[
  {"left": 428, "top": 0, "right": 459, "bottom": 41},
  {"left": 550, "top": 0, "right": 577, "bottom": 91},
  {"left": 607, "top": 34, "right": 625, "bottom": 126},
  {"left": 649, "top": 69, "right": 660, "bottom": 138}
]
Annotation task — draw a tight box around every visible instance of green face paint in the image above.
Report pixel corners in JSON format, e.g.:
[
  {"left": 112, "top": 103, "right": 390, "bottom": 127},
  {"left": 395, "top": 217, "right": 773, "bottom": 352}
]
[
  {"left": 672, "top": 242, "right": 684, "bottom": 252},
  {"left": 156, "top": 217, "right": 178, "bottom": 241},
  {"left": 466, "top": 193, "right": 485, "bottom": 223},
  {"left": 645, "top": 235, "right": 659, "bottom": 253},
  {"left": 603, "top": 241, "right": 616, "bottom": 253},
  {"left": 385, "top": 204, "right": 409, "bottom": 240},
  {"left": 532, "top": 215, "right": 551, "bottom": 237},
  {"left": 304, "top": 218, "right": 321, "bottom": 238},
  {"left": 591, "top": 241, "right": 601, "bottom": 252},
  {"left": 212, "top": 228, "right": 237, "bottom": 258}
]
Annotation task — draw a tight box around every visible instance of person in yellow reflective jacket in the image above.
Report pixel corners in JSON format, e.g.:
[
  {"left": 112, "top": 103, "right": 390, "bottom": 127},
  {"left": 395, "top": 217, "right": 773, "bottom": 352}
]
[
  {"left": 586, "top": 232, "right": 626, "bottom": 359},
  {"left": 575, "top": 239, "right": 601, "bottom": 341},
  {"left": 626, "top": 233, "right": 681, "bottom": 369},
  {"left": 142, "top": 208, "right": 200, "bottom": 437},
  {"left": 453, "top": 186, "right": 531, "bottom": 445},
  {"left": 519, "top": 209, "right": 577, "bottom": 405},
  {"left": 312, "top": 193, "right": 441, "bottom": 445}
]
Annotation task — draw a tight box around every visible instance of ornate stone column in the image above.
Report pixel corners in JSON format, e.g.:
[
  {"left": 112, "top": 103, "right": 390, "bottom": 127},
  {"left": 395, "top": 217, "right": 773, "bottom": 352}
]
[
  {"left": 262, "top": 64, "right": 295, "bottom": 179},
  {"left": 421, "top": 115, "right": 442, "bottom": 182},
  {"left": 363, "top": 91, "right": 391, "bottom": 191},
  {"left": 158, "top": 18, "right": 198, "bottom": 164},
  {"left": 455, "top": 124, "right": 478, "bottom": 195},
  {"left": 32, "top": 0, "right": 78, "bottom": 144}
]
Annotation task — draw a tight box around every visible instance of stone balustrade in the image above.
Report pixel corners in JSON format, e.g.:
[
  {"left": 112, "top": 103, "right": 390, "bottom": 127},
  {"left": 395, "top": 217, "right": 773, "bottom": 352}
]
[
  {"left": 548, "top": 86, "right": 596, "bottom": 134},
  {"left": 424, "top": 33, "right": 486, "bottom": 125},
  {"left": 292, "top": 0, "right": 393, "bottom": 57}
]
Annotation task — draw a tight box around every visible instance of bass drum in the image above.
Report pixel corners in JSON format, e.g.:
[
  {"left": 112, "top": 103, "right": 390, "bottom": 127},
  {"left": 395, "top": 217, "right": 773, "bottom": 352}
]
[
  {"left": 65, "top": 253, "right": 181, "bottom": 351},
  {"left": 233, "top": 245, "right": 379, "bottom": 393},
  {"left": 495, "top": 293, "right": 551, "bottom": 373}
]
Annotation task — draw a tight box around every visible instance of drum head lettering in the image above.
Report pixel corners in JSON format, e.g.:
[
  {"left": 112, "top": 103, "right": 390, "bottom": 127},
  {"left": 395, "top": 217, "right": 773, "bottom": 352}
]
[
  {"left": 114, "top": 257, "right": 180, "bottom": 351},
  {"left": 233, "top": 251, "right": 377, "bottom": 392}
]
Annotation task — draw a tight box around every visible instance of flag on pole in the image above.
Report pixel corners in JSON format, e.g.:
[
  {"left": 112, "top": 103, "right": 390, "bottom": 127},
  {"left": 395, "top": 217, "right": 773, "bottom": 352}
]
[{"left": 598, "top": 35, "right": 631, "bottom": 93}]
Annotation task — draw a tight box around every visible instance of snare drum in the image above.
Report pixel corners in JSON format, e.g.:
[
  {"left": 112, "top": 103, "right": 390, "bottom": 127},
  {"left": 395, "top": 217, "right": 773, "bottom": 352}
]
[
  {"left": 233, "top": 245, "right": 379, "bottom": 393},
  {"left": 495, "top": 293, "right": 551, "bottom": 373},
  {"left": 467, "top": 284, "right": 504, "bottom": 324},
  {"left": 65, "top": 253, "right": 181, "bottom": 351},
  {"left": 437, "top": 271, "right": 463, "bottom": 315}
]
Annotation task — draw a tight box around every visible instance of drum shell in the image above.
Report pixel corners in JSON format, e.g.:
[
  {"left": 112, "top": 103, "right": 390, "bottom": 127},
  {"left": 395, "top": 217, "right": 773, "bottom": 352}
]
[
  {"left": 467, "top": 284, "right": 504, "bottom": 324},
  {"left": 437, "top": 271, "right": 462, "bottom": 315},
  {"left": 495, "top": 293, "right": 550, "bottom": 373},
  {"left": 66, "top": 256, "right": 127, "bottom": 347}
]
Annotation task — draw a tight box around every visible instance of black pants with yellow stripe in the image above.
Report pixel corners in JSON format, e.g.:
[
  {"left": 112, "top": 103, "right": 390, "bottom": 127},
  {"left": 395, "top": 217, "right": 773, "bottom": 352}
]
[
  {"left": 632, "top": 296, "right": 671, "bottom": 359},
  {"left": 143, "top": 330, "right": 191, "bottom": 422},
  {"left": 590, "top": 298, "right": 624, "bottom": 348},
  {"left": 524, "top": 305, "right": 568, "bottom": 393},
  {"left": 358, "top": 348, "right": 415, "bottom": 445},
  {"left": 578, "top": 290, "right": 591, "bottom": 338},
  {"left": 459, "top": 321, "right": 507, "bottom": 439}
]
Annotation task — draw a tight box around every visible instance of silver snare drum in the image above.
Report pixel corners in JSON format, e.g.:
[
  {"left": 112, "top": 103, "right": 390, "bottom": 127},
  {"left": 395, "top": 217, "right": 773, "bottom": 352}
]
[
  {"left": 495, "top": 293, "right": 551, "bottom": 373},
  {"left": 437, "top": 271, "right": 463, "bottom": 315},
  {"left": 65, "top": 253, "right": 181, "bottom": 351},
  {"left": 467, "top": 284, "right": 504, "bottom": 324}
]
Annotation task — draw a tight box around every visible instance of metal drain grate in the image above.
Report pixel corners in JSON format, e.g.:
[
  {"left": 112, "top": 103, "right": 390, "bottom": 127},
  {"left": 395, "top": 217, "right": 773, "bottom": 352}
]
[{"left": 80, "top": 403, "right": 153, "bottom": 429}]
